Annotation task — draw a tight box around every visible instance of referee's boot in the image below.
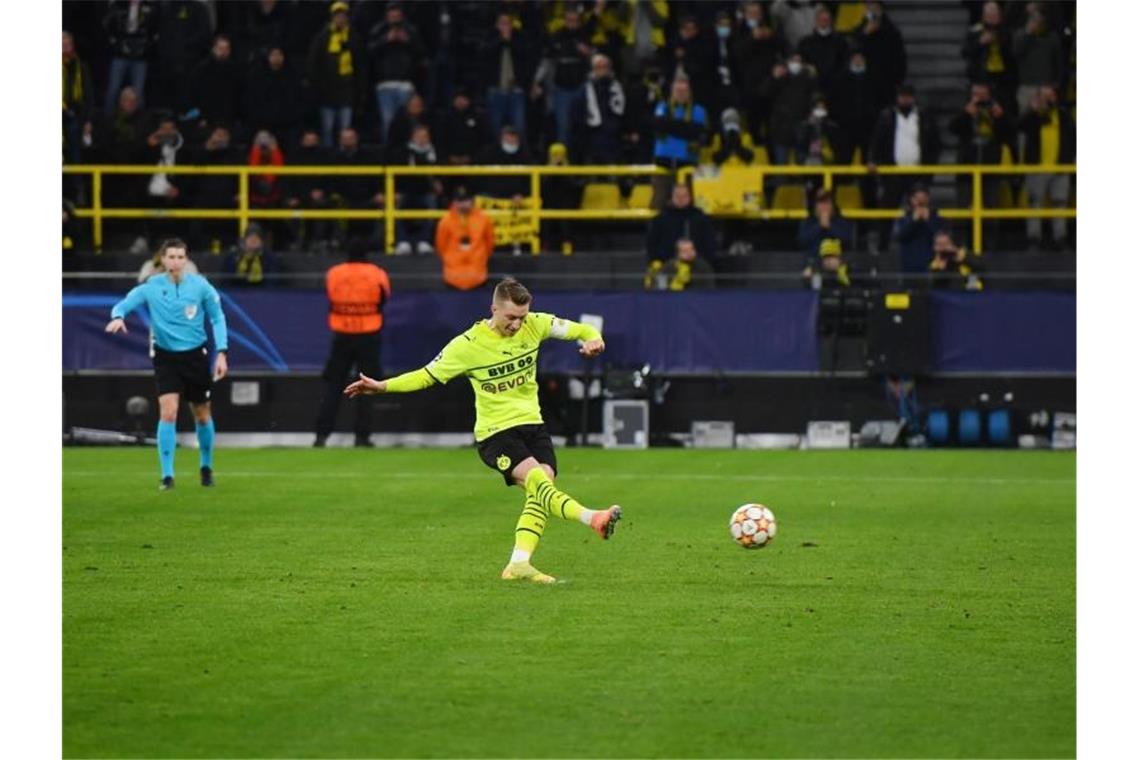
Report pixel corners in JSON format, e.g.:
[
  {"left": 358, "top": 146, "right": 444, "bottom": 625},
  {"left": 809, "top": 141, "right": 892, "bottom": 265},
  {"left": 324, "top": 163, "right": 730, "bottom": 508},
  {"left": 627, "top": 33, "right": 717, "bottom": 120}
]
[
  {"left": 159, "top": 476, "right": 174, "bottom": 491},
  {"left": 200, "top": 467, "right": 214, "bottom": 487}
]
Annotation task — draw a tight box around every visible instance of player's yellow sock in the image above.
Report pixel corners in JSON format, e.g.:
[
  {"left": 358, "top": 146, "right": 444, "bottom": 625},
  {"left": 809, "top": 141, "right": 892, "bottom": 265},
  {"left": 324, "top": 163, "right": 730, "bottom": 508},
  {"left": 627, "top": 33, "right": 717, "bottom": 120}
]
[
  {"left": 512, "top": 493, "right": 548, "bottom": 558},
  {"left": 524, "top": 467, "right": 594, "bottom": 525}
]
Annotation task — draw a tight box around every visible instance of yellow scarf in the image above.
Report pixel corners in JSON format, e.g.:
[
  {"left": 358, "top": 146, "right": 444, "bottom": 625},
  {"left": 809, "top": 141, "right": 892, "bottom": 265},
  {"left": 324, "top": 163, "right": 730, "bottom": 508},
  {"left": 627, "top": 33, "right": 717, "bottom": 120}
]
[
  {"left": 237, "top": 251, "right": 264, "bottom": 284},
  {"left": 62, "top": 57, "right": 83, "bottom": 110},
  {"left": 327, "top": 25, "right": 354, "bottom": 76}
]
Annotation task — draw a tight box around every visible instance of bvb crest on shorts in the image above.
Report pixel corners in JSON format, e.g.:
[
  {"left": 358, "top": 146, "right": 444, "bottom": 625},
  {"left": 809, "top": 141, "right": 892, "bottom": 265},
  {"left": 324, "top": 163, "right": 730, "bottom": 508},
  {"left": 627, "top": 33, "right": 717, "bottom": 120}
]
[{"left": 496, "top": 455, "right": 511, "bottom": 471}]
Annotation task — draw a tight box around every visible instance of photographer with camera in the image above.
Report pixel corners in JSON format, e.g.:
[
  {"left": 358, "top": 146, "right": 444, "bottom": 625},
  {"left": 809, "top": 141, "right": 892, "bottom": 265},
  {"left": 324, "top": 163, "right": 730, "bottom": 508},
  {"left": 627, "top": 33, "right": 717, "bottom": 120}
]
[
  {"left": 893, "top": 184, "right": 946, "bottom": 276},
  {"left": 929, "top": 230, "right": 984, "bottom": 291},
  {"left": 950, "top": 81, "right": 1014, "bottom": 247},
  {"left": 435, "top": 188, "right": 496, "bottom": 291}
]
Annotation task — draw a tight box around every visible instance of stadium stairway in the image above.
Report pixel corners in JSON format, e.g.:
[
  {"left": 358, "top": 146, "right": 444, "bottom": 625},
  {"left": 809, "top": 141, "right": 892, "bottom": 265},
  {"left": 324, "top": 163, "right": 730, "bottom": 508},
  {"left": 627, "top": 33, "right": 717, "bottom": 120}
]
[{"left": 888, "top": 2, "right": 971, "bottom": 208}]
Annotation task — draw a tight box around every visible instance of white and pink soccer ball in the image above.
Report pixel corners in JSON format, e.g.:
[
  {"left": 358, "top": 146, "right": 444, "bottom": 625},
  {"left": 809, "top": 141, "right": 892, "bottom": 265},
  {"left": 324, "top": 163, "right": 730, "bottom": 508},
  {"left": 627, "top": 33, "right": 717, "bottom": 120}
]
[{"left": 729, "top": 504, "right": 777, "bottom": 549}]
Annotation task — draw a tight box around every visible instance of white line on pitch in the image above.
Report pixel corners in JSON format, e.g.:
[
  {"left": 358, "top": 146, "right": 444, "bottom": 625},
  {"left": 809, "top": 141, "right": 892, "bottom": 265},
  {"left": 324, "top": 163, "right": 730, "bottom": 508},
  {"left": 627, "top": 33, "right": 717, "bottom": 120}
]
[{"left": 64, "top": 471, "right": 1074, "bottom": 485}]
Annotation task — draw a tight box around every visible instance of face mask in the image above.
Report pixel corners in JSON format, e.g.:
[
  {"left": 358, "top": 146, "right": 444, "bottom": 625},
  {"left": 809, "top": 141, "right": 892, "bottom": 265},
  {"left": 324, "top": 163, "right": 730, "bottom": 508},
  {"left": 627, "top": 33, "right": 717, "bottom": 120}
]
[
  {"left": 850, "top": 64, "right": 866, "bottom": 74},
  {"left": 746, "top": 18, "right": 758, "bottom": 29},
  {"left": 865, "top": 11, "right": 879, "bottom": 22},
  {"left": 788, "top": 61, "right": 803, "bottom": 75},
  {"left": 501, "top": 142, "right": 519, "bottom": 154},
  {"left": 716, "top": 26, "right": 731, "bottom": 39},
  {"left": 817, "top": 27, "right": 832, "bottom": 37},
  {"left": 812, "top": 107, "right": 827, "bottom": 119}
]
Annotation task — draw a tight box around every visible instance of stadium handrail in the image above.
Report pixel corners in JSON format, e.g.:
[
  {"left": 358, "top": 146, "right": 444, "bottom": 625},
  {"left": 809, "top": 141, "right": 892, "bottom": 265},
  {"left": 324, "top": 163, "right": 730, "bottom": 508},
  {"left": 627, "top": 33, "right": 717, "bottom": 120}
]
[{"left": 62, "top": 163, "right": 1076, "bottom": 253}]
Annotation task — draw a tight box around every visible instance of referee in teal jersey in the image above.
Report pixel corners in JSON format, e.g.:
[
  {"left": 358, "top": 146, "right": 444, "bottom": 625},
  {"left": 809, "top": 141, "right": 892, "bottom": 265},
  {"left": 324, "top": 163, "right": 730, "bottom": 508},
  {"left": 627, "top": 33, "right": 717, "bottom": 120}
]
[{"left": 105, "top": 238, "right": 229, "bottom": 490}]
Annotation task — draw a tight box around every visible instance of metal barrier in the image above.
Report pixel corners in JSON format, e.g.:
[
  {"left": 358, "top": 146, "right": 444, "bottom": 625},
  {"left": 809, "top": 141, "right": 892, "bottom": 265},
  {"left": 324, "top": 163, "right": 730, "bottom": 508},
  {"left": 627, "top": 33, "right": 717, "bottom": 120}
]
[{"left": 62, "top": 162, "right": 1075, "bottom": 253}]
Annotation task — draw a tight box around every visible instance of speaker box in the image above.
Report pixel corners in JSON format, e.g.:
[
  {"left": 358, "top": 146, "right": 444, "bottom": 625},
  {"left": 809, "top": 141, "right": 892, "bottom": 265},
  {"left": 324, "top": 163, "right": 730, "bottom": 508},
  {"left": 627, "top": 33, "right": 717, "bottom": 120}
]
[{"left": 866, "top": 291, "right": 930, "bottom": 374}]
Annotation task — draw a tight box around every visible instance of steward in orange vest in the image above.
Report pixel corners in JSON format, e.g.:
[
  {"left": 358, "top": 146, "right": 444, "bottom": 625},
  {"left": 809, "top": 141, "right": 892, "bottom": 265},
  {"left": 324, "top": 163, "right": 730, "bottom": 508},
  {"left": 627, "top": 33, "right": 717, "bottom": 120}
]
[{"left": 315, "top": 239, "right": 392, "bottom": 447}]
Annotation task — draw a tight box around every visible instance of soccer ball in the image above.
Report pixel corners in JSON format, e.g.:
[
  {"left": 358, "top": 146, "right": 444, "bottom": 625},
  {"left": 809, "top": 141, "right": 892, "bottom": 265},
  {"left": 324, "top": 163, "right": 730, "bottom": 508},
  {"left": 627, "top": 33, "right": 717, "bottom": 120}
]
[{"left": 730, "top": 504, "right": 777, "bottom": 549}]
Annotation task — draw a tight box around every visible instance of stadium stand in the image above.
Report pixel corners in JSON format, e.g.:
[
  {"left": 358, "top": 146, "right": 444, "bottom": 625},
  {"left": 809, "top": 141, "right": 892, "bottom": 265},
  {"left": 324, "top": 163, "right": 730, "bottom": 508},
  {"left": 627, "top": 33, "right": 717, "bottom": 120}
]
[{"left": 62, "top": 0, "right": 1075, "bottom": 290}]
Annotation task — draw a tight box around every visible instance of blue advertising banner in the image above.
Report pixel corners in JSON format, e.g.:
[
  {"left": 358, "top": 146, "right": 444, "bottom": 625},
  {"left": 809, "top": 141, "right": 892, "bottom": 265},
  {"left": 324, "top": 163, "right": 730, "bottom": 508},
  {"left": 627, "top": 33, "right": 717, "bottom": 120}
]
[
  {"left": 63, "top": 290, "right": 1075, "bottom": 374},
  {"left": 928, "top": 291, "right": 1076, "bottom": 372},
  {"left": 62, "top": 290, "right": 822, "bottom": 374}
]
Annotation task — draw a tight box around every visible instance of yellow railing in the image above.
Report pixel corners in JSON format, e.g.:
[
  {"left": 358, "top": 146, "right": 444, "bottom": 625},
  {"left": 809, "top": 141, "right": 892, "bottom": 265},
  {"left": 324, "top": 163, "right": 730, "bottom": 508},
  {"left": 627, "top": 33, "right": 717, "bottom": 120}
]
[{"left": 62, "top": 163, "right": 1075, "bottom": 254}]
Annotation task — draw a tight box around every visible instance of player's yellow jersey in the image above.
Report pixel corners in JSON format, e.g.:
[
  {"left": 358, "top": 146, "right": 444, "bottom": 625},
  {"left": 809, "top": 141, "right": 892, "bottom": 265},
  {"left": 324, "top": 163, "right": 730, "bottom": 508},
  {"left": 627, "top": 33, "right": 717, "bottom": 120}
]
[{"left": 413, "top": 312, "right": 600, "bottom": 441}]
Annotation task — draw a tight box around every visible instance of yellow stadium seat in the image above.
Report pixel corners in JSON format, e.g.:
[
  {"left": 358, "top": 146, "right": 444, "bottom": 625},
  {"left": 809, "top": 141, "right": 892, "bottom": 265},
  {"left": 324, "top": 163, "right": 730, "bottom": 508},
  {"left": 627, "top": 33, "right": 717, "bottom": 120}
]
[
  {"left": 628, "top": 184, "right": 654, "bottom": 209},
  {"left": 835, "top": 2, "right": 867, "bottom": 33},
  {"left": 835, "top": 183, "right": 863, "bottom": 210},
  {"left": 580, "top": 183, "right": 622, "bottom": 211},
  {"left": 851, "top": 146, "right": 863, "bottom": 165},
  {"left": 753, "top": 145, "right": 770, "bottom": 165},
  {"left": 1000, "top": 144, "right": 1014, "bottom": 166},
  {"left": 771, "top": 184, "right": 808, "bottom": 212}
]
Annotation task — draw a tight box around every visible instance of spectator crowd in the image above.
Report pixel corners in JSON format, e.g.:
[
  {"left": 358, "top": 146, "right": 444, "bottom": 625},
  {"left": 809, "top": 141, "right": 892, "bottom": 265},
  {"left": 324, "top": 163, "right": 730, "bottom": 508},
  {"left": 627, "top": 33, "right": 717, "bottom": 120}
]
[{"left": 63, "top": 0, "right": 1076, "bottom": 277}]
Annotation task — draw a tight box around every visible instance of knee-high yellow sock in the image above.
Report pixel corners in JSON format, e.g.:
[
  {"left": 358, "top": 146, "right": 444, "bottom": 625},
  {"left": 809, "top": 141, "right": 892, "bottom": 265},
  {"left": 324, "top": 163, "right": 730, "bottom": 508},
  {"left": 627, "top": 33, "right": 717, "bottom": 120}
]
[
  {"left": 525, "top": 467, "right": 594, "bottom": 524},
  {"left": 512, "top": 493, "right": 548, "bottom": 557}
]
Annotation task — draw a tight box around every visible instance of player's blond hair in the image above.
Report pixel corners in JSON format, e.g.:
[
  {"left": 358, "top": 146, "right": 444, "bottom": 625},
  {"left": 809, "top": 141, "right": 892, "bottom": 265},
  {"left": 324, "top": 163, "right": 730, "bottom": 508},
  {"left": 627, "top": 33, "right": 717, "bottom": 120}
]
[{"left": 494, "top": 278, "right": 532, "bottom": 306}]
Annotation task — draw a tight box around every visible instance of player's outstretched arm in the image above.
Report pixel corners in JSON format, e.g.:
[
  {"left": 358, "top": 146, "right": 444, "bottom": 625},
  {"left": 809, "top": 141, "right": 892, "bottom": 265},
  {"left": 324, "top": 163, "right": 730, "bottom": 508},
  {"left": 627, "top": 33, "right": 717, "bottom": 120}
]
[
  {"left": 579, "top": 338, "right": 606, "bottom": 357},
  {"left": 345, "top": 373, "right": 387, "bottom": 397},
  {"left": 545, "top": 314, "right": 606, "bottom": 357},
  {"left": 105, "top": 317, "right": 128, "bottom": 334},
  {"left": 106, "top": 283, "right": 148, "bottom": 335}
]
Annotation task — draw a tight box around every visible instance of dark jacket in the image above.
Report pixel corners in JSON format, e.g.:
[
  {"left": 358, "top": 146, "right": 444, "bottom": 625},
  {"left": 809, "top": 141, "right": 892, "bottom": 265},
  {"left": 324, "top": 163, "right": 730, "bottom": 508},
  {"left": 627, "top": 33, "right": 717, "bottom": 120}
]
[
  {"left": 671, "top": 31, "right": 718, "bottom": 104},
  {"left": 189, "top": 143, "right": 242, "bottom": 209},
  {"left": 797, "top": 214, "right": 854, "bottom": 259},
  {"left": 240, "top": 0, "right": 295, "bottom": 61},
  {"left": 1018, "top": 105, "right": 1076, "bottom": 165},
  {"left": 155, "top": 1, "right": 212, "bottom": 84},
  {"left": 284, "top": 143, "right": 331, "bottom": 201},
  {"left": 869, "top": 106, "right": 942, "bottom": 166},
  {"left": 307, "top": 24, "right": 368, "bottom": 108},
  {"left": 103, "top": 1, "right": 158, "bottom": 60},
  {"left": 894, "top": 208, "right": 947, "bottom": 274},
  {"left": 578, "top": 75, "right": 626, "bottom": 162},
  {"left": 367, "top": 20, "right": 426, "bottom": 85},
  {"left": 1012, "top": 28, "right": 1064, "bottom": 88},
  {"left": 855, "top": 15, "right": 907, "bottom": 110},
  {"left": 479, "top": 32, "right": 537, "bottom": 92},
  {"left": 243, "top": 62, "right": 304, "bottom": 138},
  {"left": 544, "top": 27, "right": 591, "bottom": 89},
  {"left": 386, "top": 107, "right": 428, "bottom": 155},
  {"left": 796, "top": 30, "right": 849, "bottom": 91},
  {"left": 949, "top": 105, "right": 1014, "bottom": 165},
  {"left": 962, "top": 22, "right": 1017, "bottom": 96},
  {"left": 435, "top": 104, "right": 487, "bottom": 164},
  {"left": 472, "top": 143, "right": 532, "bottom": 198},
  {"left": 646, "top": 205, "right": 716, "bottom": 263},
  {"left": 331, "top": 146, "right": 384, "bottom": 205},
  {"left": 388, "top": 143, "right": 439, "bottom": 197},
  {"left": 188, "top": 55, "right": 244, "bottom": 127},
  {"left": 795, "top": 115, "right": 845, "bottom": 165},
  {"left": 828, "top": 69, "right": 880, "bottom": 161},
  {"left": 62, "top": 56, "right": 94, "bottom": 125},
  {"left": 732, "top": 28, "right": 787, "bottom": 103},
  {"left": 760, "top": 69, "right": 817, "bottom": 147}
]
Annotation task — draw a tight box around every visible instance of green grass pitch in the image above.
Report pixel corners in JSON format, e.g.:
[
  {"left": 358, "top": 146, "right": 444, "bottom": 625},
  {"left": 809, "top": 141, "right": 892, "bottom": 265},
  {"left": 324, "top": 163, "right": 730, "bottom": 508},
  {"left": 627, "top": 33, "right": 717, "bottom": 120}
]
[{"left": 63, "top": 448, "right": 1075, "bottom": 758}]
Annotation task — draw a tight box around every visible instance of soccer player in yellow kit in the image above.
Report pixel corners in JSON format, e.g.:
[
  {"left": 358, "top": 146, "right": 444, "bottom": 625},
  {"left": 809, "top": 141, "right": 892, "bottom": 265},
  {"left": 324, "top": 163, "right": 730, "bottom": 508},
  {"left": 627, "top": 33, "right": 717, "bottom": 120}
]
[{"left": 344, "top": 278, "right": 621, "bottom": 584}]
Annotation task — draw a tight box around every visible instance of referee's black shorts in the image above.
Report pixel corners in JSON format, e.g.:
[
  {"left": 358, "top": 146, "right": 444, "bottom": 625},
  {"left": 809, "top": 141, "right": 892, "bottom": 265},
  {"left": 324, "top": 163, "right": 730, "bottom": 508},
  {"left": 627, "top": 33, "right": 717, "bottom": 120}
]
[
  {"left": 153, "top": 344, "right": 212, "bottom": 403},
  {"left": 477, "top": 423, "right": 558, "bottom": 487}
]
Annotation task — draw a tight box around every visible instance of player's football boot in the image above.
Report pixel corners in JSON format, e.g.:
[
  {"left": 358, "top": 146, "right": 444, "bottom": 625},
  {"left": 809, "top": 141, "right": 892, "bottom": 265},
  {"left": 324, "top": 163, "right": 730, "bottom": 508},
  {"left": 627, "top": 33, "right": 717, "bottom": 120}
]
[
  {"left": 159, "top": 476, "right": 174, "bottom": 491},
  {"left": 200, "top": 467, "right": 214, "bottom": 487},
  {"left": 500, "top": 561, "right": 558, "bottom": 584},
  {"left": 589, "top": 505, "right": 622, "bottom": 540}
]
